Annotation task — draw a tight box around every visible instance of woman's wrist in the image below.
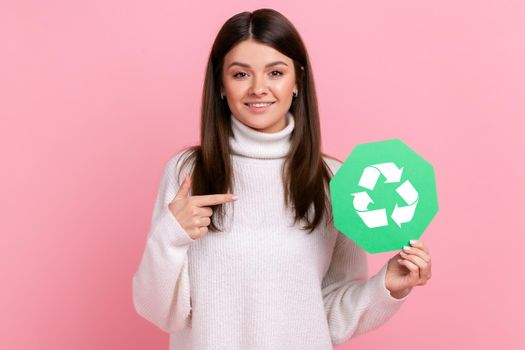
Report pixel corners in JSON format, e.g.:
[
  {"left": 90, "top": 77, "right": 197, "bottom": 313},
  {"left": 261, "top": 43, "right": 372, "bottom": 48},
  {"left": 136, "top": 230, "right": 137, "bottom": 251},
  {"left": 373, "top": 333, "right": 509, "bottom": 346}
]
[{"left": 388, "top": 287, "right": 412, "bottom": 299}]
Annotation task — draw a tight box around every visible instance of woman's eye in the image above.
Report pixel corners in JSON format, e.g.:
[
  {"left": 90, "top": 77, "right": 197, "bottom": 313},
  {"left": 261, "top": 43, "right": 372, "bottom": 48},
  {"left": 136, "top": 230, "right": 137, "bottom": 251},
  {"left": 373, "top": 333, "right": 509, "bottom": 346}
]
[
  {"left": 233, "top": 72, "right": 247, "bottom": 78},
  {"left": 233, "top": 71, "right": 284, "bottom": 79}
]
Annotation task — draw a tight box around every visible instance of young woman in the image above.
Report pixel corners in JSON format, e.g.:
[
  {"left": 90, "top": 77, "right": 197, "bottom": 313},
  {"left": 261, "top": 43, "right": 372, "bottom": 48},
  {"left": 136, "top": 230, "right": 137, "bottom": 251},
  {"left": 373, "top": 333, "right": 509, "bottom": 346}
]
[{"left": 132, "top": 8, "right": 432, "bottom": 350}]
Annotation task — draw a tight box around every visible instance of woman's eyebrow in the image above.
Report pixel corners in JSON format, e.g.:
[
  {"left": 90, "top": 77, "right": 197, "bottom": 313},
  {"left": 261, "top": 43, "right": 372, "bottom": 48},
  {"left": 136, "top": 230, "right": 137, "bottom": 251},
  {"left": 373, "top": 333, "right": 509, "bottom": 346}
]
[{"left": 227, "top": 61, "right": 288, "bottom": 69}]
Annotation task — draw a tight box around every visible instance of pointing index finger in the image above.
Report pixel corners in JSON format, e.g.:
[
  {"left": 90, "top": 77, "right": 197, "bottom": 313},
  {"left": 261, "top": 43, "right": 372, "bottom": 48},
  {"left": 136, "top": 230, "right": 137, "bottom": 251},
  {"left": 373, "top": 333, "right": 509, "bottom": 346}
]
[{"left": 192, "top": 194, "right": 236, "bottom": 207}]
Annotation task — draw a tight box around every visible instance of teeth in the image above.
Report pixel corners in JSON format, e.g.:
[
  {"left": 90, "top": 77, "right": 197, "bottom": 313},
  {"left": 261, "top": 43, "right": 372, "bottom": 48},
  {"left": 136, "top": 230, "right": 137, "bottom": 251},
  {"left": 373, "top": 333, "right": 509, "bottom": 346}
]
[{"left": 248, "top": 103, "right": 272, "bottom": 107}]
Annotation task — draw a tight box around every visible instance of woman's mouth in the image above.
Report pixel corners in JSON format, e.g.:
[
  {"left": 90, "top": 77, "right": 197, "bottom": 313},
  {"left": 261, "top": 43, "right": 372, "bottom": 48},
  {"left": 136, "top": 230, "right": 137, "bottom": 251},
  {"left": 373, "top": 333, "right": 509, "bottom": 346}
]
[{"left": 244, "top": 102, "right": 275, "bottom": 113}]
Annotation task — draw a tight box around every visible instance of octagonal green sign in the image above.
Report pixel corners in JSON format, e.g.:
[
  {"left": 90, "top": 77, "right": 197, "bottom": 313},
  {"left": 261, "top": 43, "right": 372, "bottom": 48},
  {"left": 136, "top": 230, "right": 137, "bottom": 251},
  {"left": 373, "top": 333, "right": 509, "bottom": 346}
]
[{"left": 329, "top": 139, "right": 439, "bottom": 254}]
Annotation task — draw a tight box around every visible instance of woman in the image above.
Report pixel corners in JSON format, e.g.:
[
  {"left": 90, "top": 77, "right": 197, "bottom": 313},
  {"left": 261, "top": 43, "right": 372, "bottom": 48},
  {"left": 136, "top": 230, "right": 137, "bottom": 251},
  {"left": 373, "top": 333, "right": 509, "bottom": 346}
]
[{"left": 132, "top": 8, "right": 432, "bottom": 350}]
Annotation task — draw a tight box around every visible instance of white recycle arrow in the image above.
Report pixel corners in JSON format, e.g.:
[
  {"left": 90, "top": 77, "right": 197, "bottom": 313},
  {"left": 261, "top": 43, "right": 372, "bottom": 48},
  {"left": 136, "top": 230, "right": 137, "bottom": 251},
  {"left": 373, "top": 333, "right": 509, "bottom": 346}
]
[
  {"left": 351, "top": 162, "right": 418, "bottom": 229},
  {"left": 391, "top": 179, "right": 418, "bottom": 227},
  {"left": 352, "top": 192, "right": 388, "bottom": 228},
  {"left": 358, "top": 162, "right": 404, "bottom": 190}
]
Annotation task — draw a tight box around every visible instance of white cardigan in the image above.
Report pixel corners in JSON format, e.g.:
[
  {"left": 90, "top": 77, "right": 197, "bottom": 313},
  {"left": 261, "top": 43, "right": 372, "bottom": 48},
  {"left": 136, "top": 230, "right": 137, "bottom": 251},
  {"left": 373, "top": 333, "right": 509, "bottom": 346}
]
[{"left": 132, "top": 111, "right": 410, "bottom": 349}]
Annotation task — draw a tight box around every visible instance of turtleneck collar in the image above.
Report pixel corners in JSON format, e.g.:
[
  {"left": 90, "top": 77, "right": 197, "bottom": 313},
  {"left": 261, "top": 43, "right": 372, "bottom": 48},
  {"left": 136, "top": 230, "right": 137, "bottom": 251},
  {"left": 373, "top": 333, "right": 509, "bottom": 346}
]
[{"left": 229, "top": 111, "right": 295, "bottom": 159}]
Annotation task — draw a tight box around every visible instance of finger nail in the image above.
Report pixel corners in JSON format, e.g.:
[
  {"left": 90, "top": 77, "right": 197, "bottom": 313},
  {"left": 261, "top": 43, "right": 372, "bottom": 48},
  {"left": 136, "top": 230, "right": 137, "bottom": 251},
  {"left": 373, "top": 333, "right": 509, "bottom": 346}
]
[
  {"left": 410, "top": 240, "right": 417, "bottom": 246},
  {"left": 232, "top": 195, "right": 238, "bottom": 200}
]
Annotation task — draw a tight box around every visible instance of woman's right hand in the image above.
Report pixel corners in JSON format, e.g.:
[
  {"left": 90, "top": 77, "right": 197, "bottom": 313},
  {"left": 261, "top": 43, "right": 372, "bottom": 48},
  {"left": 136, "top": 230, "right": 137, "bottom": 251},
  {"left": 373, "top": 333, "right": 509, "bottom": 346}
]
[{"left": 168, "top": 175, "right": 237, "bottom": 240}]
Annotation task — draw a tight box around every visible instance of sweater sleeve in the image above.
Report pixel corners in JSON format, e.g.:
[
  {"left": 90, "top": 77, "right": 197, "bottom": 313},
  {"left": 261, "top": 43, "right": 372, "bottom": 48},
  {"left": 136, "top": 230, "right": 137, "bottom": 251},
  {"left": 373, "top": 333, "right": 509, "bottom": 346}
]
[
  {"left": 132, "top": 153, "right": 196, "bottom": 333},
  {"left": 321, "top": 230, "right": 410, "bottom": 345}
]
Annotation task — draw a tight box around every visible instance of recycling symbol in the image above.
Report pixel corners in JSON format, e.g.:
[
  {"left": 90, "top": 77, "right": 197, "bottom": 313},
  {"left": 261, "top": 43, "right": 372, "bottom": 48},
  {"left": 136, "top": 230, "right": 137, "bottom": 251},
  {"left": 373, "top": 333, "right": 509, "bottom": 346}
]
[
  {"left": 352, "top": 162, "right": 419, "bottom": 228},
  {"left": 329, "top": 139, "right": 439, "bottom": 254}
]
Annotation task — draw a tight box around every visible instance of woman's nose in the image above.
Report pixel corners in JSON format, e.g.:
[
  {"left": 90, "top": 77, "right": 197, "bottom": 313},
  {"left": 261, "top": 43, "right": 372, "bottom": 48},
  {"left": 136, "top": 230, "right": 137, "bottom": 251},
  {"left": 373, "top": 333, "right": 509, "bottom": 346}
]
[{"left": 249, "top": 75, "right": 268, "bottom": 95}]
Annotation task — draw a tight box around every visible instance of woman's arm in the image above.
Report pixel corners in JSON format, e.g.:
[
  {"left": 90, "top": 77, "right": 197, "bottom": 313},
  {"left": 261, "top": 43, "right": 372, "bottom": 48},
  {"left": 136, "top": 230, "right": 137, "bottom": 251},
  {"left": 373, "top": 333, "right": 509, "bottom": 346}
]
[
  {"left": 132, "top": 154, "right": 195, "bottom": 333},
  {"left": 321, "top": 230, "right": 410, "bottom": 345}
]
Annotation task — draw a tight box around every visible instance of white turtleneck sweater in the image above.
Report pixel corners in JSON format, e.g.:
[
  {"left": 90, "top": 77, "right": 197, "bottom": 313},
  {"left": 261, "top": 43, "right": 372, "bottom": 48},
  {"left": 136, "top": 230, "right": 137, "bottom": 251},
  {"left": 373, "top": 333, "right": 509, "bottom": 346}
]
[{"left": 132, "top": 111, "right": 410, "bottom": 350}]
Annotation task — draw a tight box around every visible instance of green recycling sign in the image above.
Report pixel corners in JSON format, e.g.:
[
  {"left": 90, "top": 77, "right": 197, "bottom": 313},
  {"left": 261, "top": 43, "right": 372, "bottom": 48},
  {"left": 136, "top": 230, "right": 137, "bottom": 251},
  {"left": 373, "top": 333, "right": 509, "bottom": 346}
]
[{"left": 329, "top": 139, "right": 439, "bottom": 254}]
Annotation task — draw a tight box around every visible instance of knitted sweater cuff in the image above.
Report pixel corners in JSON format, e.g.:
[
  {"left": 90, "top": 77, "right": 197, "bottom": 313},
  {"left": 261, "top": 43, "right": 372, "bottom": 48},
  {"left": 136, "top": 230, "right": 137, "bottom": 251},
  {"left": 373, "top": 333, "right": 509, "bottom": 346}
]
[{"left": 150, "top": 204, "right": 195, "bottom": 246}]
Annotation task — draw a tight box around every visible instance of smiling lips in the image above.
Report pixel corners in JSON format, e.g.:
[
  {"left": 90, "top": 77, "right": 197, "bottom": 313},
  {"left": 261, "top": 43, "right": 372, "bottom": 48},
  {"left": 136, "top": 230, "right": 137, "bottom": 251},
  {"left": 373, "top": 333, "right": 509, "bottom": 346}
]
[
  {"left": 244, "top": 101, "right": 275, "bottom": 113},
  {"left": 244, "top": 102, "right": 275, "bottom": 106}
]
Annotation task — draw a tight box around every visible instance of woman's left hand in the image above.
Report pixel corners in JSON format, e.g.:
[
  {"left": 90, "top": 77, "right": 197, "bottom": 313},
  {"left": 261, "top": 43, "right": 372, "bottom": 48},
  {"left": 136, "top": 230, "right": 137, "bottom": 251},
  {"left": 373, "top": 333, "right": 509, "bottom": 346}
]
[{"left": 384, "top": 240, "right": 432, "bottom": 299}]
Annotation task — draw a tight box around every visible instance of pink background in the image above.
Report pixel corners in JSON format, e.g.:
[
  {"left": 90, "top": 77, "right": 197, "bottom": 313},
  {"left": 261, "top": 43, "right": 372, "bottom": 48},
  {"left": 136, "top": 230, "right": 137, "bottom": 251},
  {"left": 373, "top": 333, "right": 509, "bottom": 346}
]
[{"left": 1, "top": 0, "right": 524, "bottom": 349}]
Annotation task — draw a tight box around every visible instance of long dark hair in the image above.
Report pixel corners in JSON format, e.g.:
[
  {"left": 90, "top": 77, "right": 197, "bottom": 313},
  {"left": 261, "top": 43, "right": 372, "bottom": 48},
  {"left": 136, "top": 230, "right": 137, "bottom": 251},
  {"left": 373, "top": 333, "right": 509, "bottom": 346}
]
[{"left": 177, "top": 8, "right": 337, "bottom": 233}]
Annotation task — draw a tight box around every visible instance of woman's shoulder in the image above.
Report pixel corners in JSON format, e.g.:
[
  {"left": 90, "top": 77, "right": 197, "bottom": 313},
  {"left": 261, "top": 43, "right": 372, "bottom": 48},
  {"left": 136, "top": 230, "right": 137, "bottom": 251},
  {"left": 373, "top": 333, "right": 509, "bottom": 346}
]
[
  {"left": 322, "top": 153, "right": 344, "bottom": 176},
  {"left": 165, "top": 146, "right": 199, "bottom": 185}
]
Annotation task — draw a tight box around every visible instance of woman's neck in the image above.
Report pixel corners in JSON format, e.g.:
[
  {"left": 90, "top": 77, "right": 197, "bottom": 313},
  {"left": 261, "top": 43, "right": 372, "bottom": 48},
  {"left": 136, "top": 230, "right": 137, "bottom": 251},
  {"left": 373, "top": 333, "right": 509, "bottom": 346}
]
[{"left": 229, "top": 111, "right": 295, "bottom": 159}]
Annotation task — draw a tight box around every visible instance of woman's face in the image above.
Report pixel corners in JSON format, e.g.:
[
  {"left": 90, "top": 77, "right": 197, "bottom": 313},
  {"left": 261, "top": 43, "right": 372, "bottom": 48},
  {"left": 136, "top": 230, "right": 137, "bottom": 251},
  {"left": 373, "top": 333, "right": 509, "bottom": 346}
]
[{"left": 221, "top": 39, "right": 297, "bottom": 133}]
